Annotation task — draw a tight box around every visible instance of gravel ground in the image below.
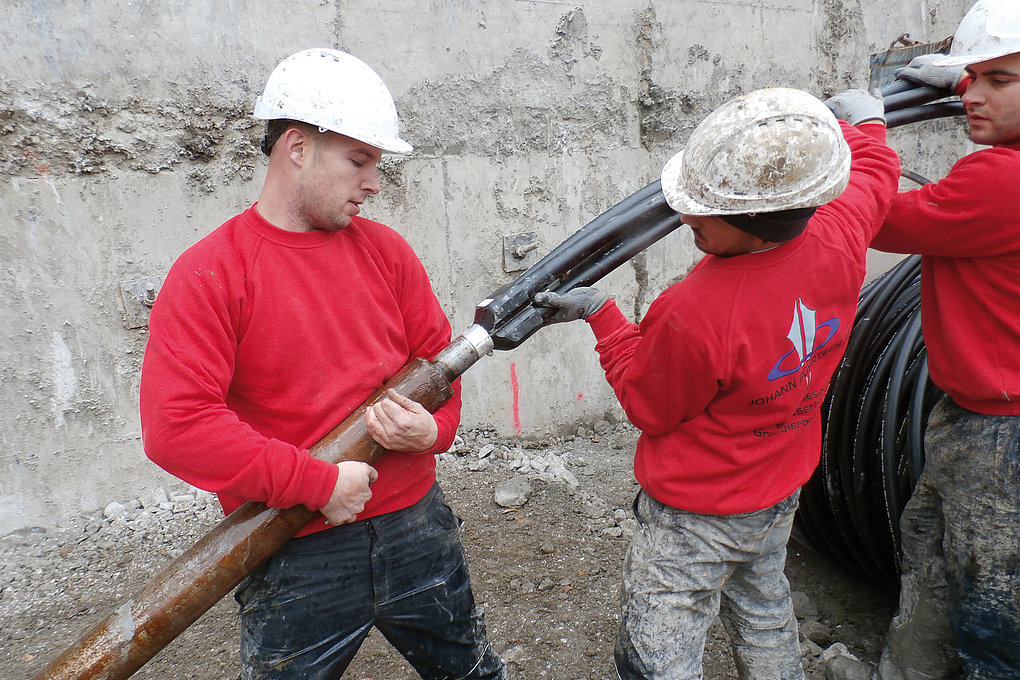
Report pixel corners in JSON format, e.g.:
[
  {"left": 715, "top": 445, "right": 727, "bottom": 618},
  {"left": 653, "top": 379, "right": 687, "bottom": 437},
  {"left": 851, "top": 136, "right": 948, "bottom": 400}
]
[{"left": 2, "top": 423, "right": 896, "bottom": 679}]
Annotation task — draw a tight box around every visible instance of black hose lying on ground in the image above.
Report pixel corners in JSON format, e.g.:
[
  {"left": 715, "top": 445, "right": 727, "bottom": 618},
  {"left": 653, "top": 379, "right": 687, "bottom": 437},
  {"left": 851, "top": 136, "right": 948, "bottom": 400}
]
[{"left": 794, "top": 255, "right": 946, "bottom": 586}]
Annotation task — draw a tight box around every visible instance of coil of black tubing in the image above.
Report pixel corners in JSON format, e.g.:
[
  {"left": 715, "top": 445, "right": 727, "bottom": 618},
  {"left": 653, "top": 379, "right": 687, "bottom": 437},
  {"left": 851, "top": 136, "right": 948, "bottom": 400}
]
[{"left": 794, "top": 254, "right": 946, "bottom": 586}]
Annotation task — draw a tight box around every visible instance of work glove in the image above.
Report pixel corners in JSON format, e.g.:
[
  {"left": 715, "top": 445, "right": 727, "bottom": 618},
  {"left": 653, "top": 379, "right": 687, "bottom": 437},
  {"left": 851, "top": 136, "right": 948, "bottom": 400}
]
[
  {"left": 533, "top": 286, "right": 609, "bottom": 324},
  {"left": 896, "top": 53, "right": 966, "bottom": 93},
  {"left": 825, "top": 89, "right": 886, "bottom": 125}
]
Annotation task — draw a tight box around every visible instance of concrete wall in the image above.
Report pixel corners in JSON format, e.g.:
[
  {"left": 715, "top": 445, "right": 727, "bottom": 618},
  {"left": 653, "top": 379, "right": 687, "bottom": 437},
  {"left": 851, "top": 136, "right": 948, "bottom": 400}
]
[{"left": 1, "top": 0, "right": 974, "bottom": 533}]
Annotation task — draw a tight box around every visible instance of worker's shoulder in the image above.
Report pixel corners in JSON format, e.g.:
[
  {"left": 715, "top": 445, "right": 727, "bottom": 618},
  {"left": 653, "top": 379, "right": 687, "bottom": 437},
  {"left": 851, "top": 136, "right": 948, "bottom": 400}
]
[
  {"left": 953, "top": 142, "right": 1020, "bottom": 176},
  {"left": 178, "top": 212, "right": 250, "bottom": 258},
  {"left": 345, "top": 215, "right": 422, "bottom": 256},
  {"left": 347, "top": 214, "right": 402, "bottom": 239}
]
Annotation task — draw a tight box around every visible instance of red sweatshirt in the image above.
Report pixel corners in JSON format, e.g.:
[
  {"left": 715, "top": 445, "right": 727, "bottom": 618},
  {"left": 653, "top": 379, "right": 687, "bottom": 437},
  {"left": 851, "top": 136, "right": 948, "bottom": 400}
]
[
  {"left": 586, "top": 123, "right": 900, "bottom": 515},
  {"left": 140, "top": 207, "right": 460, "bottom": 536},
  {"left": 870, "top": 142, "right": 1020, "bottom": 415}
]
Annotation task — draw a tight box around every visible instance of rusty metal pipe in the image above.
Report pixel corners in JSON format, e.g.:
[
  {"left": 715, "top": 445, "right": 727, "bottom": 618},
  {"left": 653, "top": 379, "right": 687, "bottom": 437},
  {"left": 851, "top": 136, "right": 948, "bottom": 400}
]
[{"left": 30, "top": 327, "right": 495, "bottom": 680}]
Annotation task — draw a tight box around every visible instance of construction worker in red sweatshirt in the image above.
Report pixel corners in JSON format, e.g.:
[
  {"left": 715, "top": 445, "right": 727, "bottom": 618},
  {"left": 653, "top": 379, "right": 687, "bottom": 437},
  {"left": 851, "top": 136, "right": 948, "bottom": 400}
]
[
  {"left": 536, "top": 87, "right": 900, "bottom": 679},
  {"left": 140, "top": 49, "right": 504, "bottom": 680},
  {"left": 867, "top": 1, "right": 1020, "bottom": 678}
]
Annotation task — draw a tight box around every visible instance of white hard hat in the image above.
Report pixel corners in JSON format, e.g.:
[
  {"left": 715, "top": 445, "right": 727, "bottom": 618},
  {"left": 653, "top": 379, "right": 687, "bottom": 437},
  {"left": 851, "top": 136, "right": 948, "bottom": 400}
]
[
  {"left": 255, "top": 48, "right": 412, "bottom": 154},
  {"left": 935, "top": 0, "right": 1020, "bottom": 67},
  {"left": 661, "top": 88, "right": 850, "bottom": 216}
]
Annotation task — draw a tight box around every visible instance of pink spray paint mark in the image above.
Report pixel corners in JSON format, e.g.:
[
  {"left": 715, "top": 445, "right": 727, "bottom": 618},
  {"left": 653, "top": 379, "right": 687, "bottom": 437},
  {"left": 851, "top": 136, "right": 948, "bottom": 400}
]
[
  {"left": 510, "top": 362, "right": 522, "bottom": 435},
  {"left": 577, "top": 393, "right": 583, "bottom": 401}
]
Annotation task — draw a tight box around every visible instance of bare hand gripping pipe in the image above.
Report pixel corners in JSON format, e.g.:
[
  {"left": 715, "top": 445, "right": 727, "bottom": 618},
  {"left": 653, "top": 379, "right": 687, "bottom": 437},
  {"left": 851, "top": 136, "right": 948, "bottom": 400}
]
[{"left": 30, "top": 76, "right": 962, "bottom": 680}]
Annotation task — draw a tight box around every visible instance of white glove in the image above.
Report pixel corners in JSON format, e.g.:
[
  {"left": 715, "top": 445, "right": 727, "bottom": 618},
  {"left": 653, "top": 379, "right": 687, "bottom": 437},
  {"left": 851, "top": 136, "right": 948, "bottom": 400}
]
[
  {"left": 825, "top": 89, "right": 886, "bottom": 125},
  {"left": 896, "top": 54, "right": 965, "bottom": 91}
]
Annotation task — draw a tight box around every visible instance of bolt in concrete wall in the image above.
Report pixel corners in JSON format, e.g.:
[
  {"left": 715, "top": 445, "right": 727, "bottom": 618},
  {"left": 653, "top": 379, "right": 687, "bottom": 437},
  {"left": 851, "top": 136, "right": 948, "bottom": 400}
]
[{"left": 0, "top": 0, "right": 973, "bottom": 533}]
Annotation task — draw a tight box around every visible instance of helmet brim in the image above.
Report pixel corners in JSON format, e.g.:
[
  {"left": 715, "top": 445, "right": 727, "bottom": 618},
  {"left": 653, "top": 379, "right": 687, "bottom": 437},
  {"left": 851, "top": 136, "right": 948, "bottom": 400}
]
[{"left": 933, "top": 50, "right": 1016, "bottom": 67}]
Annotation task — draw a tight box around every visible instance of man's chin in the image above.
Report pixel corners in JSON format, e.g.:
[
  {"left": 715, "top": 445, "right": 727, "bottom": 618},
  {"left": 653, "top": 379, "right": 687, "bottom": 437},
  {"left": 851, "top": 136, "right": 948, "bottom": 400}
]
[{"left": 967, "top": 123, "right": 1000, "bottom": 147}]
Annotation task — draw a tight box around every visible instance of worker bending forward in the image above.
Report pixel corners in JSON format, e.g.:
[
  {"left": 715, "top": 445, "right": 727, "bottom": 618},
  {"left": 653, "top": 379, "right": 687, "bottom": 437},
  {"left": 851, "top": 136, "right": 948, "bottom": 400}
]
[{"left": 537, "top": 88, "right": 899, "bottom": 679}]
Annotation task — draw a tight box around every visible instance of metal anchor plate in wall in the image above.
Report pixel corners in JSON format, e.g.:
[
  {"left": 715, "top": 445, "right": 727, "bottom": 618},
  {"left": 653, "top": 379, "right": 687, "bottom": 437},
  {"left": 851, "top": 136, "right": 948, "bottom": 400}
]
[
  {"left": 119, "top": 277, "right": 163, "bottom": 330},
  {"left": 503, "top": 231, "right": 541, "bottom": 273}
]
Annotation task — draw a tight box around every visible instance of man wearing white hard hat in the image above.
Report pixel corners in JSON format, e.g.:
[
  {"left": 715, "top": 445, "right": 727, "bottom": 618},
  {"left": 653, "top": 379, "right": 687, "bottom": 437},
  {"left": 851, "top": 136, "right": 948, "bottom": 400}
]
[
  {"left": 139, "top": 49, "right": 504, "bottom": 679},
  {"left": 864, "top": 1, "right": 1020, "bottom": 678},
  {"left": 536, "top": 87, "right": 900, "bottom": 678}
]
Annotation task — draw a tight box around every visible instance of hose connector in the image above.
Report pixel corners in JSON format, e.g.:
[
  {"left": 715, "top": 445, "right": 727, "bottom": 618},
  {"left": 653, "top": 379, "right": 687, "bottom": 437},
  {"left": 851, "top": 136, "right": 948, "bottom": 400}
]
[{"left": 432, "top": 324, "right": 494, "bottom": 382}]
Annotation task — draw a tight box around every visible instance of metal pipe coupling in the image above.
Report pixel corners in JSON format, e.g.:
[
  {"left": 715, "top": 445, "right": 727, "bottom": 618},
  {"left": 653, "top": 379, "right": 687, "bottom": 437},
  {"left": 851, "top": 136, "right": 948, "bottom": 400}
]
[{"left": 432, "top": 324, "right": 494, "bottom": 382}]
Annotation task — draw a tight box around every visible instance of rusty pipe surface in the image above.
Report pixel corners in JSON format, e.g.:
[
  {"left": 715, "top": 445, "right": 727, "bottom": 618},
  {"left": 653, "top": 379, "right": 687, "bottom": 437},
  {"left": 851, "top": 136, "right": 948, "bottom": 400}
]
[{"left": 31, "top": 355, "right": 462, "bottom": 680}]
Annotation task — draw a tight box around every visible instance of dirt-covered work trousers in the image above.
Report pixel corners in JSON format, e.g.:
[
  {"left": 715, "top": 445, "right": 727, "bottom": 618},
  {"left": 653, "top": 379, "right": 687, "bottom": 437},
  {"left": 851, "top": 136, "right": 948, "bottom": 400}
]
[
  {"left": 877, "top": 397, "right": 1020, "bottom": 680},
  {"left": 234, "top": 483, "right": 505, "bottom": 680},
  {"left": 615, "top": 489, "right": 805, "bottom": 680}
]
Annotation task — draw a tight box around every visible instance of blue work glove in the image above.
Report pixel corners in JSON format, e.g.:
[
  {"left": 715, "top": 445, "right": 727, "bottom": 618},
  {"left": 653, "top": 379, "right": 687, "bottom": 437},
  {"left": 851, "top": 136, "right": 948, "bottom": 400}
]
[
  {"left": 533, "top": 287, "right": 609, "bottom": 323},
  {"left": 896, "top": 54, "right": 966, "bottom": 92},
  {"left": 825, "top": 89, "right": 886, "bottom": 125}
]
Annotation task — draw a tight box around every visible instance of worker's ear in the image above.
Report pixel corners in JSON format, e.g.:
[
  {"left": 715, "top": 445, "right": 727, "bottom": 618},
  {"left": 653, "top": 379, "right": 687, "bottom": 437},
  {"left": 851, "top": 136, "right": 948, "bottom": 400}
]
[{"left": 276, "top": 126, "right": 313, "bottom": 167}]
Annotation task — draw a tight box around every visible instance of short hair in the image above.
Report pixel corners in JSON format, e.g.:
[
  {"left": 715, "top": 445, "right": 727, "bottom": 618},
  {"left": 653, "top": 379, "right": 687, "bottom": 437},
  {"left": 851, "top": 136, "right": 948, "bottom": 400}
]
[{"left": 260, "top": 119, "right": 318, "bottom": 156}]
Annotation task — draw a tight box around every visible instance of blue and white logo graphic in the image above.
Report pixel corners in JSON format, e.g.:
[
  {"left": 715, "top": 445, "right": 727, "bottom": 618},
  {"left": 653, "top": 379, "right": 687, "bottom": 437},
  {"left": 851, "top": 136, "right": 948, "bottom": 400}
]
[{"left": 767, "top": 298, "right": 838, "bottom": 381}]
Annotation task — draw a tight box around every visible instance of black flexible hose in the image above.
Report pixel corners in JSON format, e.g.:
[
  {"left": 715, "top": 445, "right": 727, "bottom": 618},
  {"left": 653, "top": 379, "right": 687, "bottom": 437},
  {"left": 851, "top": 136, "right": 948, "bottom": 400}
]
[
  {"left": 882, "top": 85, "right": 952, "bottom": 111},
  {"left": 886, "top": 101, "right": 965, "bottom": 127}
]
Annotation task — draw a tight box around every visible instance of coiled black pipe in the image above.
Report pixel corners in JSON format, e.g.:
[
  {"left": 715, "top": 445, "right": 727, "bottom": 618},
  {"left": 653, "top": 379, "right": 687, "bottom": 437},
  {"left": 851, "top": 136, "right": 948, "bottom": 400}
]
[
  {"left": 795, "top": 254, "right": 946, "bottom": 585},
  {"left": 792, "top": 76, "right": 963, "bottom": 585}
]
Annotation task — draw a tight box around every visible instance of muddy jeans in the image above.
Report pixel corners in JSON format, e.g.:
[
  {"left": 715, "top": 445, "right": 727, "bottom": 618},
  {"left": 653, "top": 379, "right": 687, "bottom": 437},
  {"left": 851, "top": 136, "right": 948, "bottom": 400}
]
[
  {"left": 235, "top": 483, "right": 505, "bottom": 680},
  {"left": 876, "top": 397, "right": 1020, "bottom": 680},
  {"left": 615, "top": 489, "right": 804, "bottom": 680}
]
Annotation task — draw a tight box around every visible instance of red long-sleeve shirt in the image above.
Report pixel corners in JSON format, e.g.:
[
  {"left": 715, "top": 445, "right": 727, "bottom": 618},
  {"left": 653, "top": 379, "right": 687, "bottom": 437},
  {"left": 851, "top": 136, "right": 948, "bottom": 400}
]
[
  {"left": 870, "top": 143, "right": 1020, "bottom": 415},
  {"left": 140, "top": 207, "right": 460, "bottom": 536},
  {"left": 586, "top": 123, "right": 900, "bottom": 514}
]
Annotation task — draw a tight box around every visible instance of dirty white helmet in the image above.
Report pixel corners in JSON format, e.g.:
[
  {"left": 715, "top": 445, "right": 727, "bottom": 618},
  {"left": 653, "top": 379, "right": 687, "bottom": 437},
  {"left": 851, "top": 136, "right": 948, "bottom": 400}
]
[
  {"left": 254, "top": 48, "right": 412, "bottom": 154},
  {"left": 935, "top": 0, "right": 1020, "bottom": 67},
  {"left": 661, "top": 88, "right": 850, "bottom": 216}
]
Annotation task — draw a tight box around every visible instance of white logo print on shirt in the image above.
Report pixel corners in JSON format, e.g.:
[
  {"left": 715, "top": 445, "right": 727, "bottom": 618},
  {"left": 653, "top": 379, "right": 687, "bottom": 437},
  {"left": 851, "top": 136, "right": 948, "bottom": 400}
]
[{"left": 767, "top": 298, "right": 839, "bottom": 381}]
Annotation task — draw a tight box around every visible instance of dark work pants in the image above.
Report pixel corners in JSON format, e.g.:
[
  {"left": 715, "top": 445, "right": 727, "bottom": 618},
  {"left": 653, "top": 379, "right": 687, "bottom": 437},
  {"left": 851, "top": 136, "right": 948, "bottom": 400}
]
[
  {"left": 235, "top": 483, "right": 505, "bottom": 680},
  {"left": 878, "top": 397, "right": 1020, "bottom": 680}
]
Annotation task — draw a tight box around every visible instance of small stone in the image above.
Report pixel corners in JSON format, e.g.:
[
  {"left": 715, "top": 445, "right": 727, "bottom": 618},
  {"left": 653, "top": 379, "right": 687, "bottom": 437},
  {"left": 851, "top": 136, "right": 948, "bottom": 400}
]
[
  {"left": 800, "top": 618, "right": 832, "bottom": 646},
  {"left": 824, "top": 653, "right": 871, "bottom": 680},
  {"left": 494, "top": 477, "right": 533, "bottom": 507},
  {"left": 502, "top": 643, "right": 529, "bottom": 664},
  {"left": 151, "top": 487, "right": 170, "bottom": 506},
  {"left": 103, "top": 502, "right": 128, "bottom": 521},
  {"left": 539, "top": 541, "right": 556, "bottom": 554},
  {"left": 819, "top": 642, "right": 850, "bottom": 664},
  {"left": 791, "top": 590, "right": 818, "bottom": 619},
  {"left": 800, "top": 638, "right": 824, "bottom": 658},
  {"left": 478, "top": 443, "right": 495, "bottom": 458}
]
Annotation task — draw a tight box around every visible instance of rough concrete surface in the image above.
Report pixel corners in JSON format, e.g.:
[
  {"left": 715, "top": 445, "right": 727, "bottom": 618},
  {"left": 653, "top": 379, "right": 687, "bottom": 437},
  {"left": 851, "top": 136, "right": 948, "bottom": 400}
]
[{"left": 1, "top": 0, "right": 972, "bottom": 537}]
